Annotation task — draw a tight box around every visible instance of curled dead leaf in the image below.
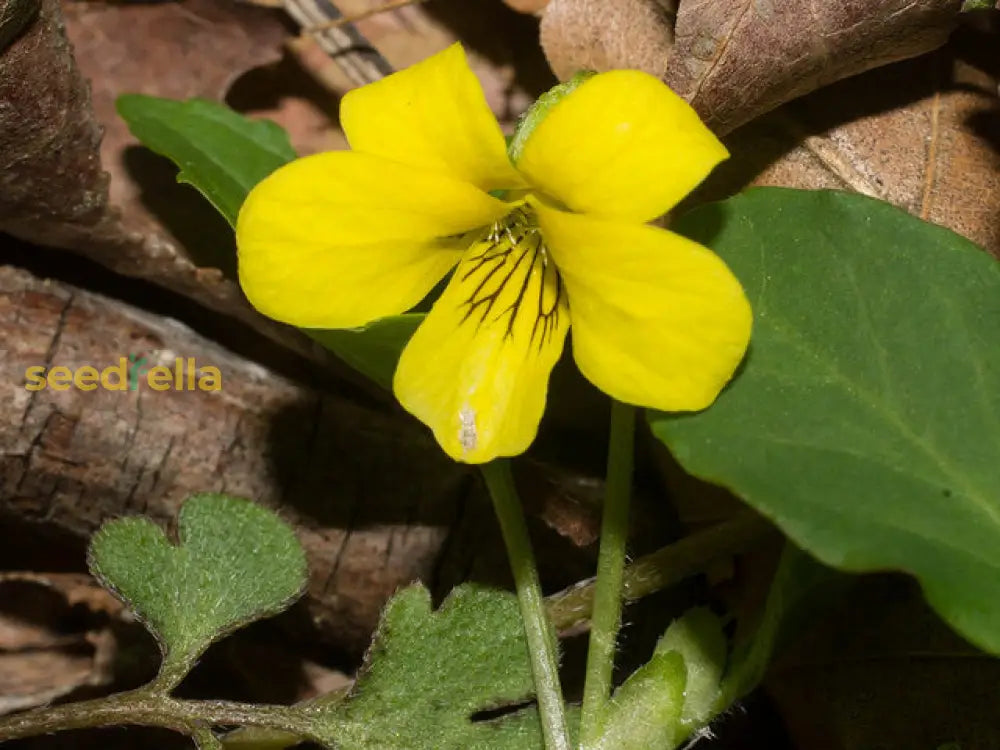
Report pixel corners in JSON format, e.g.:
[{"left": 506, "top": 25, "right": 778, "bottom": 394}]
[
  {"left": 666, "top": 0, "right": 960, "bottom": 135},
  {"left": 0, "top": 0, "right": 116, "bottom": 251},
  {"left": 541, "top": 0, "right": 675, "bottom": 79},
  {"left": 540, "top": 0, "right": 960, "bottom": 136},
  {"left": 63, "top": 0, "right": 288, "bottom": 253},
  {"left": 694, "top": 32, "right": 1000, "bottom": 258},
  {"left": 0, "top": 573, "right": 125, "bottom": 714},
  {"left": 0, "top": 0, "right": 363, "bottom": 385},
  {"left": 501, "top": 0, "right": 551, "bottom": 15}
]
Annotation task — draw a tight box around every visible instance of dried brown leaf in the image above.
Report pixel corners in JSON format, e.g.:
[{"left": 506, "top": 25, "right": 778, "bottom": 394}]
[
  {"left": 666, "top": 0, "right": 959, "bottom": 135},
  {"left": 0, "top": 0, "right": 116, "bottom": 251},
  {"left": 0, "top": 0, "right": 39, "bottom": 51},
  {"left": 0, "top": 0, "right": 355, "bottom": 380},
  {"left": 64, "top": 0, "right": 288, "bottom": 249},
  {"left": 0, "top": 574, "right": 123, "bottom": 714},
  {"left": 695, "top": 35, "right": 1000, "bottom": 257},
  {"left": 541, "top": 0, "right": 675, "bottom": 80},
  {"left": 540, "top": 0, "right": 960, "bottom": 136},
  {"left": 501, "top": 0, "right": 549, "bottom": 14}
]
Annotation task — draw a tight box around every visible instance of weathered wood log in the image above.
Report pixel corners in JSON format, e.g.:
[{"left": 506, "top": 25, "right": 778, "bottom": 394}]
[
  {"left": 0, "top": 261, "right": 601, "bottom": 654},
  {"left": 0, "top": 252, "right": 636, "bottom": 655},
  {"left": 0, "top": 0, "right": 374, "bottom": 395}
]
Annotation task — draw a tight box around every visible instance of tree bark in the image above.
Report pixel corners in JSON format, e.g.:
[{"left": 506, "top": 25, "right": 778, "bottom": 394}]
[
  {"left": 0, "top": 258, "right": 615, "bottom": 654},
  {"left": 0, "top": 263, "right": 492, "bottom": 654},
  {"left": 0, "top": 0, "right": 372, "bottom": 392}
]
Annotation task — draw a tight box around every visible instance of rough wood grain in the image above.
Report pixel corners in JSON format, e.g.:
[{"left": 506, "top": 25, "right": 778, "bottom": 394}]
[
  {"left": 0, "top": 260, "right": 610, "bottom": 654},
  {"left": 0, "top": 263, "right": 466, "bottom": 654}
]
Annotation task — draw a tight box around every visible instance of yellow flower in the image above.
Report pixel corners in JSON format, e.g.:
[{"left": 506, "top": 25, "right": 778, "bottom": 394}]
[{"left": 236, "top": 44, "right": 751, "bottom": 464}]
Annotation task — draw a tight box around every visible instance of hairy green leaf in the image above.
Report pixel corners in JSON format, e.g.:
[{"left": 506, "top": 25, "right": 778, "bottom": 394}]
[
  {"left": 314, "top": 584, "right": 551, "bottom": 749},
  {"left": 594, "top": 607, "right": 727, "bottom": 750},
  {"left": 88, "top": 494, "right": 308, "bottom": 687},
  {"left": 656, "top": 607, "right": 727, "bottom": 730},
  {"left": 653, "top": 188, "right": 1000, "bottom": 654},
  {"left": 116, "top": 95, "right": 295, "bottom": 226},
  {"left": 594, "top": 650, "right": 686, "bottom": 750}
]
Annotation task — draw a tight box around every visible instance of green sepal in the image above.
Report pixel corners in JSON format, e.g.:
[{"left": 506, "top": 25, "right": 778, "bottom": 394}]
[
  {"left": 656, "top": 607, "right": 727, "bottom": 730},
  {"left": 508, "top": 70, "right": 596, "bottom": 163},
  {"left": 592, "top": 650, "right": 687, "bottom": 750}
]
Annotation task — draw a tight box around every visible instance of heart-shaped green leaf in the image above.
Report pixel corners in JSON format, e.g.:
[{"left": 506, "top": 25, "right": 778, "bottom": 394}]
[
  {"left": 652, "top": 188, "right": 1000, "bottom": 654},
  {"left": 88, "top": 493, "right": 308, "bottom": 687}
]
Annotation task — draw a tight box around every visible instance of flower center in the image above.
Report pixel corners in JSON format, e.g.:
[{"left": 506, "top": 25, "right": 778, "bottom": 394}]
[{"left": 457, "top": 205, "right": 565, "bottom": 349}]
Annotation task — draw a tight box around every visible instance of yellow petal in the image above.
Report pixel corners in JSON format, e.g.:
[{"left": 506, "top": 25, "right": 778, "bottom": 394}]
[
  {"left": 341, "top": 44, "right": 523, "bottom": 193},
  {"left": 394, "top": 212, "right": 570, "bottom": 463},
  {"left": 236, "top": 151, "right": 510, "bottom": 328},
  {"left": 516, "top": 71, "right": 728, "bottom": 222},
  {"left": 533, "top": 201, "right": 751, "bottom": 411}
]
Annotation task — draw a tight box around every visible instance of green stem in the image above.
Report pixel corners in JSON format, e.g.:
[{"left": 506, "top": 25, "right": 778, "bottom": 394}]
[
  {"left": 546, "top": 512, "right": 771, "bottom": 631},
  {"left": 481, "top": 459, "right": 571, "bottom": 750},
  {"left": 0, "top": 689, "right": 321, "bottom": 744},
  {"left": 221, "top": 686, "right": 349, "bottom": 748},
  {"left": 579, "top": 400, "right": 636, "bottom": 748},
  {"left": 193, "top": 725, "right": 224, "bottom": 750}
]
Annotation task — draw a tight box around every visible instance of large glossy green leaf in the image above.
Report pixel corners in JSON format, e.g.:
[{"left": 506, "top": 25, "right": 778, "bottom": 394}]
[
  {"left": 651, "top": 188, "right": 1000, "bottom": 654},
  {"left": 117, "top": 95, "right": 295, "bottom": 226}
]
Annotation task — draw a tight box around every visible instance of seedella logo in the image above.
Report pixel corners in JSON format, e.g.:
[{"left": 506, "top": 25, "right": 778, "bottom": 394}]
[
  {"left": 24, "top": 354, "right": 222, "bottom": 392},
  {"left": 128, "top": 354, "right": 147, "bottom": 391}
]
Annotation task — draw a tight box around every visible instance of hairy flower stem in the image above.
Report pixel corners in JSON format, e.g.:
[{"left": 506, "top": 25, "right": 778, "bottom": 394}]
[
  {"left": 480, "top": 459, "right": 571, "bottom": 750},
  {"left": 579, "top": 400, "right": 636, "bottom": 748},
  {"left": 546, "top": 512, "right": 771, "bottom": 632},
  {"left": 0, "top": 689, "right": 320, "bottom": 744}
]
